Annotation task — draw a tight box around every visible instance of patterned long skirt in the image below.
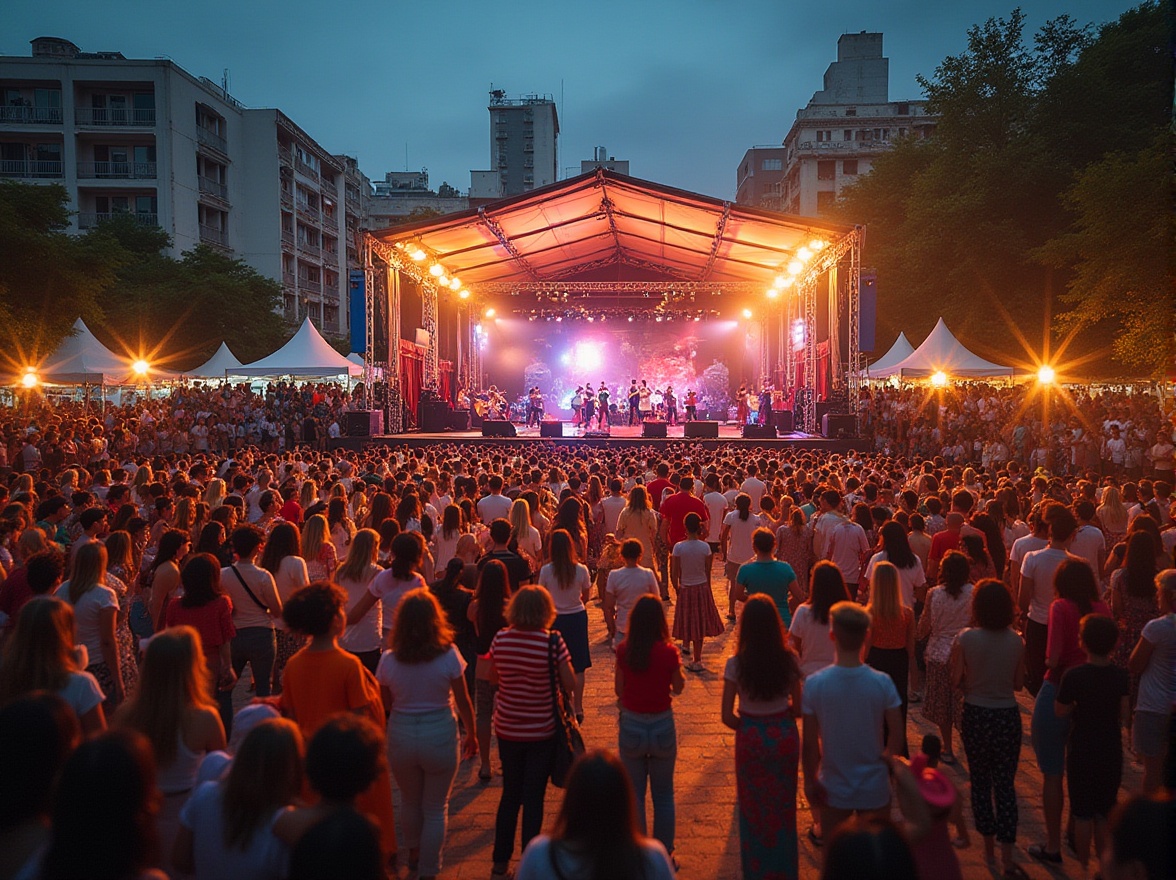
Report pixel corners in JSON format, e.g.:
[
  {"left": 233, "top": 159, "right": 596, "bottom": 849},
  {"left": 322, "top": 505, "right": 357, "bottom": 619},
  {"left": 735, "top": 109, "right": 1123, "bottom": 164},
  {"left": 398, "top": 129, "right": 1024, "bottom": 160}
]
[
  {"left": 271, "top": 629, "right": 307, "bottom": 693},
  {"left": 735, "top": 712, "right": 799, "bottom": 880},
  {"left": 670, "top": 583, "right": 724, "bottom": 644}
]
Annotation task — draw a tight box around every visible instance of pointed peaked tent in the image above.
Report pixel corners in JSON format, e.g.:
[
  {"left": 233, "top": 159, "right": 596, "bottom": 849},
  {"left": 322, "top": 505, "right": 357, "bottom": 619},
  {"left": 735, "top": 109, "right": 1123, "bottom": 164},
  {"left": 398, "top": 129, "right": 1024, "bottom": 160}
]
[
  {"left": 186, "top": 342, "right": 244, "bottom": 379},
  {"left": 346, "top": 353, "right": 364, "bottom": 368},
  {"left": 873, "top": 318, "right": 1014, "bottom": 379},
  {"left": 864, "top": 332, "right": 915, "bottom": 377},
  {"left": 240, "top": 318, "right": 362, "bottom": 377},
  {"left": 32, "top": 318, "right": 133, "bottom": 385}
]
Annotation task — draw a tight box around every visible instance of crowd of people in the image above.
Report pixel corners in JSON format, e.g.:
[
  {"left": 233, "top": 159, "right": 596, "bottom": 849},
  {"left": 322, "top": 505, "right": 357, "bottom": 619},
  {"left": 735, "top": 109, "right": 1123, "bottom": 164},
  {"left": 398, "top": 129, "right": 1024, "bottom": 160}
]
[{"left": 0, "top": 380, "right": 1173, "bottom": 880}]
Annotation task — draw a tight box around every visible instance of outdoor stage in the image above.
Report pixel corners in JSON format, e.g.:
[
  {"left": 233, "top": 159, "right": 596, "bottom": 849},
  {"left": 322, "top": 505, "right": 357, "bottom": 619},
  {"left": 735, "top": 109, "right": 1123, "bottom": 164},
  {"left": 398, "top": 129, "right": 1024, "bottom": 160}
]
[{"left": 332, "top": 421, "right": 869, "bottom": 453}]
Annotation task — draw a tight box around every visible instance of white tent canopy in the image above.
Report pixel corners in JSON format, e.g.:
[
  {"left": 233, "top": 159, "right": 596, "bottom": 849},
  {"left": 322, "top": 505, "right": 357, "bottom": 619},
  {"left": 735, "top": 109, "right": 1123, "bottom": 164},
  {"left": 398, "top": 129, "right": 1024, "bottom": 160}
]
[
  {"left": 185, "top": 342, "right": 244, "bottom": 379},
  {"left": 871, "top": 318, "right": 1014, "bottom": 379},
  {"left": 239, "top": 318, "right": 362, "bottom": 377},
  {"left": 25, "top": 318, "right": 160, "bottom": 385},
  {"left": 864, "top": 332, "right": 915, "bottom": 377},
  {"left": 346, "top": 353, "right": 364, "bottom": 368}
]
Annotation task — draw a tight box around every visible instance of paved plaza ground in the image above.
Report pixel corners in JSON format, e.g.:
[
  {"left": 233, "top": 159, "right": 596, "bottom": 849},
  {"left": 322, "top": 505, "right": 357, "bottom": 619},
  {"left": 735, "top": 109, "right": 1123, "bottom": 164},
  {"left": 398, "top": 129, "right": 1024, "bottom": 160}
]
[{"left": 238, "top": 565, "right": 1142, "bottom": 879}]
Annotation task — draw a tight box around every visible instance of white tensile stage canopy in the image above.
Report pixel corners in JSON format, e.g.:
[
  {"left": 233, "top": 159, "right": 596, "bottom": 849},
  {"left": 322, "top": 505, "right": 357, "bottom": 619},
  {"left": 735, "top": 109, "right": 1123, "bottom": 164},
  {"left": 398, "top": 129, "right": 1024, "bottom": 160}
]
[
  {"left": 239, "top": 317, "right": 362, "bottom": 378},
  {"left": 185, "top": 342, "right": 244, "bottom": 379},
  {"left": 21, "top": 318, "right": 174, "bottom": 385},
  {"left": 864, "top": 331, "right": 915, "bottom": 377},
  {"left": 870, "top": 318, "right": 1014, "bottom": 379}
]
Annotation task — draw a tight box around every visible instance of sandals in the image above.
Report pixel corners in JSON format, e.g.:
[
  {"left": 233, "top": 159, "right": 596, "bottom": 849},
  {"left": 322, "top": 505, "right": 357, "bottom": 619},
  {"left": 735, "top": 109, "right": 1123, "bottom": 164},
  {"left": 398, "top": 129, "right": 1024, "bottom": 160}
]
[
  {"left": 478, "top": 765, "right": 492, "bottom": 782},
  {"left": 940, "top": 752, "right": 957, "bottom": 765},
  {"left": 1027, "top": 843, "right": 1063, "bottom": 865}
]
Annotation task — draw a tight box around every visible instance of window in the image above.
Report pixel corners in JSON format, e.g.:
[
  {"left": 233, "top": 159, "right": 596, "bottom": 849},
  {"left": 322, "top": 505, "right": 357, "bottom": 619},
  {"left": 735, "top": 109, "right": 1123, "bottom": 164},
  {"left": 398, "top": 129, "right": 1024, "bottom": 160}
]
[
  {"left": 135, "top": 195, "right": 157, "bottom": 216},
  {"left": 34, "top": 88, "right": 61, "bottom": 110},
  {"left": 896, "top": 103, "right": 909, "bottom": 115},
  {"left": 816, "top": 130, "right": 825, "bottom": 143},
  {"left": 817, "top": 160, "right": 836, "bottom": 181},
  {"left": 844, "top": 129, "right": 853, "bottom": 141},
  {"left": 762, "top": 158, "right": 782, "bottom": 170},
  {"left": 816, "top": 191, "right": 836, "bottom": 212},
  {"left": 842, "top": 160, "right": 858, "bottom": 175},
  {"left": 845, "top": 107, "right": 857, "bottom": 117}
]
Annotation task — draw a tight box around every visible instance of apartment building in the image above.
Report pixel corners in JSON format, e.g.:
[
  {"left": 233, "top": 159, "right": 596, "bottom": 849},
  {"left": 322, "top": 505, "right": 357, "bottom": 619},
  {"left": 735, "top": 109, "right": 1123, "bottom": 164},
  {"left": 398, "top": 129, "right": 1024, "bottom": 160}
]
[
  {"left": 735, "top": 145, "right": 788, "bottom": 210},
  {"left": 0, "top": 36, "right": 364, "bottom": 334},
  {"left": 367, "top": 169, "right": 467, "bottom": 228},
  {"left": 778, "top": 32, "right": 935, "bottom": 217},
  {"left": 470, "top": 90, "right": 558, "bottom": 202}
]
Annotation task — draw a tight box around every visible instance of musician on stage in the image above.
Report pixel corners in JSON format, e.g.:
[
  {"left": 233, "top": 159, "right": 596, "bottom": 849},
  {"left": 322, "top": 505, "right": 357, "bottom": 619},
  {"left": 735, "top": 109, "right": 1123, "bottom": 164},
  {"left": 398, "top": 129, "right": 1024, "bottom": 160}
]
[
  {"left": 664, "top": 386, "right": 678, "bottom": 425},
  {"left": 596, "top": 383, "right": 610, "bottom": 429},
  {"left": 627, "top": 380, "right": 641, "bottom": 426},
  {"left": 758, "top": 384, "right": 773, "bottom": 427},
  {"left": 486, "top": 385, "right": 507, "bottom": 420},
  {"left": 638, "top": 380, "right": 652, "bottom": 421},
  {"left": 456, "top": 385, "right": 471, "bottom": 413},
  {"left": 736, "top": 384, "right": 749, "bottom": 425},
  {"left": 571, "top": 386, "right": 584, "bottom": 426},
  {"left": 583, "top": 384, "right": 596, "bottom": 429},
  {"left": 527, "top": 387, "right": 544, "bottom": 427},
  {"left": 683, "top": 389, "right": 698, "bottom": 422}
]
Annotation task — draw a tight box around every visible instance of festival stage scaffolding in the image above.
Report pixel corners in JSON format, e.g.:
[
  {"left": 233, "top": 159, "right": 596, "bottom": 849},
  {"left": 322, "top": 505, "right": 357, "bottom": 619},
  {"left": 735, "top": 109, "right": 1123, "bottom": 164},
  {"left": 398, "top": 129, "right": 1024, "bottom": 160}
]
[{"left": 363, "top": 169, "right": 862, "bottom": 436}]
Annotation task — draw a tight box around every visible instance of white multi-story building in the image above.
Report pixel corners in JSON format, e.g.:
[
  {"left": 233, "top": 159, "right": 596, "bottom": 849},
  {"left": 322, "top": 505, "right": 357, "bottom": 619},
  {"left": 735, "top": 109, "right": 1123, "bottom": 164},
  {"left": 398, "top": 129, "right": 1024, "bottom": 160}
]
[
  {"left": 580, "top": 146, "right": 629, "bottom": 176},
  {"left": 470, "top": 90, "right": 558, "bottom": 203},
  {"left": 778, "top": 32, "right": 936, "bottom": 216},
  {"left": 0, "top": 36, "right": 365, "bottom": 334},
  {"left": 368, "top": 169, "right": 467, "bottom": 228}
]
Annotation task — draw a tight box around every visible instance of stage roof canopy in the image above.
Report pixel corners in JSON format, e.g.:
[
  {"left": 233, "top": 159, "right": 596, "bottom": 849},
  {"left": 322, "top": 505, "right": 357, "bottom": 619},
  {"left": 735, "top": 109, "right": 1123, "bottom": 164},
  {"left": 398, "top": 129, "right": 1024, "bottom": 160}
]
[{"left": 370, "top": 169, "right": 853, "bottom": 289}]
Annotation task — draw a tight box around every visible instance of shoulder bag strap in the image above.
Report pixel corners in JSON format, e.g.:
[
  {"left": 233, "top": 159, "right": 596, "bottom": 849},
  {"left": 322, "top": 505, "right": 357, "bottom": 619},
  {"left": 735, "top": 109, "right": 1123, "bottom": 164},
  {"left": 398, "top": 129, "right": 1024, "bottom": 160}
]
[
  {"left": 548, "top": 630, "right": 562, "bottom": 722},
  {"left": 229, "top": 564, "right": 272, "bottom": 615}
]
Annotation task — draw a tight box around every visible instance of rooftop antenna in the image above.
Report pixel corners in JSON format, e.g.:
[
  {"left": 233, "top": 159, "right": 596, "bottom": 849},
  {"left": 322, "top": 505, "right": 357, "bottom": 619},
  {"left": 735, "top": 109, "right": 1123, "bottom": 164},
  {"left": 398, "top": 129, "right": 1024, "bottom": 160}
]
[
  {"left": 405, "top": 143, "right": 408, "bottom": 172},
  {"left": 221, "top": 68, "right": 230, "bottom": 99}
]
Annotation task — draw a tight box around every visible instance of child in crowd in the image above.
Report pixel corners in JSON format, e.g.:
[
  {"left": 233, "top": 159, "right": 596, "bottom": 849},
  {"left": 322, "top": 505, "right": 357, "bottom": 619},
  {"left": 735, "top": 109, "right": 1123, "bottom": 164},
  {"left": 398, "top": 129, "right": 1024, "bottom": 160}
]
[{"left": 1055, "top": 613, "right": 1130, "bottom": 875}]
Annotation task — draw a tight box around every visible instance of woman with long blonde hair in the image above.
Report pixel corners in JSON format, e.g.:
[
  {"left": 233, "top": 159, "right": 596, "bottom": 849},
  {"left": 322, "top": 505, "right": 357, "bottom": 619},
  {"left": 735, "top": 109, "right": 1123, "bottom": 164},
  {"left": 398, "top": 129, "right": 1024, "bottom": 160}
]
[
  {"left": 616, "top": 485, "right": 659, "bottom": 578},
  {"left": 301, "top": 514, "right": 337, "bottom": 582},
  {"left": 1097, "top": 485, "right": 1129, "bottom": 546},
  {"left": 298, "top": 478, "right": 319, "bottom": 513},
  {"left": 337, "top": 528, "right": 383, "bottom": 673},
  {"left": 172, "top": 497, "right": 197, "bottom": 538},
  {"left": 537, "top": 528, "right": 593, "bottom": 720},
  {"left": 260, "top": 521, "right": 310, "bottom": 694},
  {"left": 55, "top": 541, "right": 125, "bottom": 712},
  {"left": 508, "top": 498, "right": 541, "bottom": 569},
  {"left": 0, "top": 596, "right": 107, "bottom": 734},
  {"left": 114, "top": 625, "right": 226, "bottom": 875},
  {"left": 864, "top": 560, "right": 915, "bottom": 757},
  {"left": 204, "top": 479, "right": 227, "bottom": 511}
]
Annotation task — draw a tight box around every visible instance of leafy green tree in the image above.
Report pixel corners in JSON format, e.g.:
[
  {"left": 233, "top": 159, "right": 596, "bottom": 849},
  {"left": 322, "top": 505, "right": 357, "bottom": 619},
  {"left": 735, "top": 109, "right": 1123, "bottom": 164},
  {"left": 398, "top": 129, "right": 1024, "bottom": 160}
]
[{"left": 0, "top": 182, "right": 124, "bottom": 364}]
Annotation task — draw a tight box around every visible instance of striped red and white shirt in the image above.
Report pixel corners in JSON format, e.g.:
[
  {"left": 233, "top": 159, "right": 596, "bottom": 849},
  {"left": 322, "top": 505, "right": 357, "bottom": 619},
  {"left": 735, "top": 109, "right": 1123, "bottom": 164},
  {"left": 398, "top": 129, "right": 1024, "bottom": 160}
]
[{"left": 490, "top": 627, "right": 569, "bottom": 741}]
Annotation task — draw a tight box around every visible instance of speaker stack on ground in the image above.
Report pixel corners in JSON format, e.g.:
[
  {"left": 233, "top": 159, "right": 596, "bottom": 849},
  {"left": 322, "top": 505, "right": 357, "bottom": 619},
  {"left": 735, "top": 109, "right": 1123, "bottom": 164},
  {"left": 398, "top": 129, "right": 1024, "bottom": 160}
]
[
  {"left": 771, "top": 411, "right": 794, "bottom": 433},
  {"left": 821, "top": 413, "right": 857, "bottom": 438},
  {"left": 418, "top": 400, "right": 452, "bottom": 433},
  {"left": 344, "top": 410, "right": 383, "bottom": 437},
  {"left": 480, "top": 421, "right": 517, "bottom": 438},
  {"left": 539, "top": 422, "right": 564, "bottom": 438},
  {"left": 449, "top": 410, "right": 471, "bottom": 431},
  {"left": 642, "top": 420, "right": 668, "bottom": 439},
  {"left": 741, "top": 424, "right": 776, "bottom": 440},
  {"left": 683, "top": 421, "right": 719, "bottom": 438}
]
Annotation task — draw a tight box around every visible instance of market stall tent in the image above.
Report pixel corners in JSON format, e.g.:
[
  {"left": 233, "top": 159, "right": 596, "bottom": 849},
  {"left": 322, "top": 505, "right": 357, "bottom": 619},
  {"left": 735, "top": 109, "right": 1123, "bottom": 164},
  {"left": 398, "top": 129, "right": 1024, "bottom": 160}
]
[
  {"left": 864, "top": 332, "right": 915, "bottom": 377},
  {"left": 239, "top": 318, "right": 362, "bottom": 377},
  {"left": 26, "top": 318, "right": 161, "bottom": 385},
  {"left": 871, "top": 318, "right": 1014, "bottom": 379},
  {"left": 185, "top": 342, "right": 244, "bottom": 379}
]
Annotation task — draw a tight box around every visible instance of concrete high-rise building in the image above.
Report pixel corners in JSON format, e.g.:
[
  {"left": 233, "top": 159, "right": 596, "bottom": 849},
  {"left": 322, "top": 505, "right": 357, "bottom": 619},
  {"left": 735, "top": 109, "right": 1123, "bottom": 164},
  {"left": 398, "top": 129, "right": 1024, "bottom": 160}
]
[
  {"left": 745, "top": 32, "right": 935, "bottom": 217},
  {"left": 735, "top": 145, "right": 787, "bottom": 210},
  {"left": 0, "top": 36, "right": 366, "bottom": 335},
  {"left": 470, "top": 90, "right": 558, "bottom": 202},
  {"left": 368, "top": 168, "right": 468, "bottom": 228}
]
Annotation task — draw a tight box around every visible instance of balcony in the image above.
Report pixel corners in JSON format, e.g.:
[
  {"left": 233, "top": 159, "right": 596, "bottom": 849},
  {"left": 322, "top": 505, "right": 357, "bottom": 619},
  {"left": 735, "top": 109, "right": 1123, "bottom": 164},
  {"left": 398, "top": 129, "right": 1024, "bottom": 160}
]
[
  {"left": 77, "top": 161, "right": 157, "bottom": 180},
  {"left": 294, "top": 157, "right": 320, "bottom": 183},
  {"left": 280, "top": 188, "right": 293, "bottom": 208},
  {"left": 77, "top": 211, "right": 158, "bottom": 230},
  {"left": 75, "top": 107, "right": 156, "bottom": 127},
  {"left": 199, "top": 224, "right": 229, "bottom": 248},
  {"left": 298, "top": 277, "right": 322, "bottom": 294},
  {"left": 196, "top": 126, "right": 228, "bottom": 155},
  {"left": 296, "top": 202, "right": 320, "bottom": 223},
  {"left": 296, "top": 239, "right": 321, "bottom": 258},
  {"left": 0, "top": 106, "right": 63, "bottom": 125},
  {"left": 0, "top": 159, "right": 64, "bottom": 178},
  {"left": 345, "top": 188, "right": 360, "bottom": 207},
  {"left": 283, "top": 271, "right": 296, "bottom": 288},
  {"left": 198, "top": 175, "right": 228, "bottom": 201},
  {"left": 281, "top": 229, "right": 295, "bottom": 248},
  {"left": 278, "top": 145, "right": 292, "bottom": 166}
]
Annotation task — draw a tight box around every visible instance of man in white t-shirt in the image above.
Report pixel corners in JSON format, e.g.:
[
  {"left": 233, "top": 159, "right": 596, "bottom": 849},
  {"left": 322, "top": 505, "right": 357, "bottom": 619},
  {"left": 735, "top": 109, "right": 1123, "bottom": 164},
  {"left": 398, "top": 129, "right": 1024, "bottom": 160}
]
[
  {"left": 476, "top": 474, "right": 513, "bottom": 524},
  {"left": 739, "top": 464, "right": 767, "bottom": 513},
  {"left": 1069, "top": 500, "right": 1106, "bottom": 582},
  {"left": 702, "top": 473, "right": 730, "bottom": 551},
  {"left": 604, "top": 539, "right": 660, "bottom": 645},
  {"left": 803, "top": 602, "right": 903, "bottom": 836},
  {"left": 1018, "top": 505, "right": 1080, "bottom": 697},
  {"left": 825, "top": 516, "right": 870, "bottom": 596},
  {"left": 600, "top": 479, "right": 628, "bottom": 535}
]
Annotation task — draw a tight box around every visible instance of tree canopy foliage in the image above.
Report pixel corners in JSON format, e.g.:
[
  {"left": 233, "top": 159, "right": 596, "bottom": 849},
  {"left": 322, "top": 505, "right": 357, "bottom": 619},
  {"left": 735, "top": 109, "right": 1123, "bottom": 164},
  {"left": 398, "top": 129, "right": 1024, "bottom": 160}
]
[
  {"left": 0, "top": 185, "right": 289, "bottom": 370},
  {"left": 836, "top": 2, "right": 1172, "bottom": 377}
]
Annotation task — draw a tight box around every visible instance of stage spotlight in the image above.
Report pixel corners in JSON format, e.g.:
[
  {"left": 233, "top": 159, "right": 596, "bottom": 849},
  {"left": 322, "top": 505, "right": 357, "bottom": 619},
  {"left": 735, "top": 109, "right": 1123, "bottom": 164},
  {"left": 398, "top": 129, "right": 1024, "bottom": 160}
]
[
  {"left": 797, "top": 247, "right": 812, "bottom": 261},
  {"left": 787, "top": 260, "right": 803, "bottom": 275},
  {"left": 436, "top": 274, "right": 448, "bottom": 287},
  {"left": 809, "top": 239, "right": 826, "bottom": 251},
  {"left": 774, "top": 275, "right": 787, "bottom": 289},
  {"left": 458, "top": 288, "right": 470, "bottom": 300},
  {"left": 742, "top": 308, "right": 753, "bottom": 319},
  {"left": 766, "top": 288, "right": 779, "bottom": 300},
  {"left": 410, "top": 247, "right": 427, "bottom": 261},
  {"left": 572, "top": 341, "right": 603, "bottom": 371},
  {"left": 694, "top": 316, "right": 701, "bottom": 322},
  {"left": 930, "top": 371, "right": 948, "bottom": 387},
  {"left": 555, "top": 316, "right": 562, "bottom": 322},
  {"left": 429, "top": 263, "right": 445, "bottom": 277},
  {"left": 449, "top": 277, "right": 462, "bottom": 290},
  {"left": 655, "top": 315, "right": 663, "bottom": 322},
  {"left": 1037, "top": 365, "right": 1056, "bottom": 385},
  {"left": 484, "top": 308, "right": 496, "bottom": 318},
  {"left": 20, "top": 368, "right": 37, "bottom": 389},
  {"left": 782, "top": 276, "right": 795, "bottom": 289},
  {"left": 132, "top": 359, "right": 150, "bottom": 376}
]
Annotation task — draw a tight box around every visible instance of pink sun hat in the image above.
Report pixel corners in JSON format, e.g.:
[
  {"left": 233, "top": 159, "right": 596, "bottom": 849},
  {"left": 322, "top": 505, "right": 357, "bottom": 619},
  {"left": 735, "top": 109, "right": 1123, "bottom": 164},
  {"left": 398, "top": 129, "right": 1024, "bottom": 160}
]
[{"left": 909, "top": 754, "right": 956, "bottom": 811}]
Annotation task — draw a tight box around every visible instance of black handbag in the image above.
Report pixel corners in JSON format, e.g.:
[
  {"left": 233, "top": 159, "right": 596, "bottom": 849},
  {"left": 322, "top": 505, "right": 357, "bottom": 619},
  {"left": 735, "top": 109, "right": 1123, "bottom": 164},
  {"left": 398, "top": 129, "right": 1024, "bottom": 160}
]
[{"left": 547, "top": 631, "right": 585, "bottom": 788}]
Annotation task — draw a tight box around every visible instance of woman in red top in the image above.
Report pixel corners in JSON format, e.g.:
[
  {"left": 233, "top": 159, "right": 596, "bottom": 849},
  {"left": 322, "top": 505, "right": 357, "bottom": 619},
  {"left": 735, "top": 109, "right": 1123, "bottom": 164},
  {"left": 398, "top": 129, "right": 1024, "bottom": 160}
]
[
  {"left": 615, "top": 595, "right": 685, "bottom": 863},
  {"left": 165, "top": 553, "right": 237, "bottom": 702}
]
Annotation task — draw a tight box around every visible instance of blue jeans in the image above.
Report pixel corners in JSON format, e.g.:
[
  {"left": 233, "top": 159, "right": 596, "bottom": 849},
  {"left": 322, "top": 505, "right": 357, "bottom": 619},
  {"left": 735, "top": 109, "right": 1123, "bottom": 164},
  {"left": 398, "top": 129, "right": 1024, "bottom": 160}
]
[
  {"left": 387, "top": 709, "right": 459, "bottom": 876},
  {"left": 219, "top": 626, "right": 275, "bottom": 737},
  {"left": 618, "top": 709, "right": 677, "bottom": 853}
]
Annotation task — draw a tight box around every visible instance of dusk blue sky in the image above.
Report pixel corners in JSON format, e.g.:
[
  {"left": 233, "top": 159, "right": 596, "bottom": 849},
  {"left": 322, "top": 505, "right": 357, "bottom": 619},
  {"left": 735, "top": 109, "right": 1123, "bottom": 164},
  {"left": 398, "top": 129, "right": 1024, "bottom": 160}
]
[{"left": 3, "top": 0, "right": 1138, "bottom": 200}]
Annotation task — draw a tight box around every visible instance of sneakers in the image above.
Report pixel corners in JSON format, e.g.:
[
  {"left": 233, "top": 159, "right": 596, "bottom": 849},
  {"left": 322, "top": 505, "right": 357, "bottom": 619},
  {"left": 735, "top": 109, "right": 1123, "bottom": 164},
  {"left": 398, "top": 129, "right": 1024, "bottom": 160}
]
[{"left": 685, "top": 661, "right": 705, "bottom": 673}]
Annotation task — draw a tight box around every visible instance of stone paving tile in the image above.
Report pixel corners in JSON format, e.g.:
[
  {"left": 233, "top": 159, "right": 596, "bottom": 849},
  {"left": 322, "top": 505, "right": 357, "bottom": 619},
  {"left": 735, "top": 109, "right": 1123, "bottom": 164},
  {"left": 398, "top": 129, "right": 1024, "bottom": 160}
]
[{"left": 235, "top": 566, "right": 1142, "bottom": 879}]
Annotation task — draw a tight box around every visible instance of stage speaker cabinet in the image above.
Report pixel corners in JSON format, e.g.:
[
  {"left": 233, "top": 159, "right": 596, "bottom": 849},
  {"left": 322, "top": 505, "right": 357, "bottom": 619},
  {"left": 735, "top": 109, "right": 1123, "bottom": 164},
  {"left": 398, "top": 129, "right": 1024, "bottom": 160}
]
[
  {"left": 822, "top": 413, "right": 857, "bottom": 438},
  {"left": 815, "top": 400, "right": 830, "bottom": 427},
  {"left": 481, "top": 420, "right": 517, "bottom": 438},
  {"left": 772, "top": 411, "right": 794, "bottom": 433},
  {"left": 642, "top": 420, "right": 668, "bottom": 439},
  {"left": 683, "top": 421, "right": 719, "bottom": 438},
  {"left": 539, "top": 421, "right": 564, "bottom": 438},
  {"left": 418, "top": 401, "right": 452, "bottom": 433},
  {"left": 344, "top": 410, "right": 383, "bottom": 437},
  {"left": 741, "top": 424, "right": 777, "bottom": 440},
  {"left": 449, "top": 411, "right": 470, "bottom": 431}
]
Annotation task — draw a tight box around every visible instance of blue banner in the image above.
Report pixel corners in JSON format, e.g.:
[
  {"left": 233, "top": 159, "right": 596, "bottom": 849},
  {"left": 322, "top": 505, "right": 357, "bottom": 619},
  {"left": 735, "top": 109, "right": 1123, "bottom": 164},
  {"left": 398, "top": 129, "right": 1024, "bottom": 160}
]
[
  {"left": 859, "top": 270, "right": 877, "bottom": 353},
  {"left": 349, "top": 270, "right": 365, "bottom": 355}
]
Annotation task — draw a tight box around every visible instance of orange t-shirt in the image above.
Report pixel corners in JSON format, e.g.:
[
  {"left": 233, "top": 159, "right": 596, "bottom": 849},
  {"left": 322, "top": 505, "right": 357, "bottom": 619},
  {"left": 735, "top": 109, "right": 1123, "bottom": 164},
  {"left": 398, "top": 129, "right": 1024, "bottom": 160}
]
[{"left": 280, "top": 646, "right": 396, "bottom": 855}]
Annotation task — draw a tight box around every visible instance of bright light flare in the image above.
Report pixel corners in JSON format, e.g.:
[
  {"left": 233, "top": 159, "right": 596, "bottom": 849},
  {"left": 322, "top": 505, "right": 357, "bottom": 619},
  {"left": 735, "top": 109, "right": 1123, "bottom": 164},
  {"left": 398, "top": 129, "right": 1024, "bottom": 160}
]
[
  {"left": 132, "top": 359, "right": 150, "bottom": 376},
  {"left": 809, "top": 239, "right": 826, "bottom": 251},
  {"left": 448, "top": 277, "right": 462, "bottom": 290},
  {"left": 773, "top": 275, "right": 788, "bottom": 289},
  {"left": 484, "top": 307, "right": 496, "bottom": 318},
  {"left": 20, "top": 368, "right": 38, "bottom": 389},
  {"left": 410, "top": 248, "right": 427, "bottom": 261},
  {"left": 742, "top": 308, "right": 753, "bottom": 319},
  {"left": 787, "top": 260, "right": 803, "bottom": 276},
  {"left": 428, "top": 263, "right": 444, "bottom": 277},
  {"left": 797, "top": 247, "right": 812, "bottom": 262},
  {"left": 1037, "top": 365, "right": 1056, "bottom": 385},
  {"left": 570, "top": 341, "right": 603, "bottom": 371},
  {"left": 930, "top": 371, "right": 948, "bottom": 387},
  {"left": 766, "top": 288, "right": 779, "bottom": 300},
  {"left": 458, "top": 289, "right": 470, "bottom": 300}
]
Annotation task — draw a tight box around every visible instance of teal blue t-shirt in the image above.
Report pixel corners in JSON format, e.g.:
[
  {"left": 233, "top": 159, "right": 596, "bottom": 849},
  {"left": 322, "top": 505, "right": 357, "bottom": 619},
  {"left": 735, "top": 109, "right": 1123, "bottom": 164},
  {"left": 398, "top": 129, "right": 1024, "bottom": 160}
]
[{"left": 736, "top": 560, "right": 797, "bottom": 626}]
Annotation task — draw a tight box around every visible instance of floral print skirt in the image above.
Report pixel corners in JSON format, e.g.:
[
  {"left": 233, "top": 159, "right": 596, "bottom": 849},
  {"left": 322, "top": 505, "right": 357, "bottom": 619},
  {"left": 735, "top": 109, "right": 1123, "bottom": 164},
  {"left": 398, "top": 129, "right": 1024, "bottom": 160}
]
[{"left": 735, "top": 712, "right": 799, "bottom": 880}]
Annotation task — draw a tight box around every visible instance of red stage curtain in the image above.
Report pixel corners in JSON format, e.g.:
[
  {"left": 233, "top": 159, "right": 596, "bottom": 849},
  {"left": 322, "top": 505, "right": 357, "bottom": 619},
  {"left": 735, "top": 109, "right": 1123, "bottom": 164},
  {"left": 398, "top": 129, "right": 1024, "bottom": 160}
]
[
  {"left": 791, "top": 342, "right": 832, "bottom": 401},
  {"left": 438, "top": 360, "right": 454, "bottom": 405},
  {"left": 398, "top": 340, "right": 425, "bottom": 419}
]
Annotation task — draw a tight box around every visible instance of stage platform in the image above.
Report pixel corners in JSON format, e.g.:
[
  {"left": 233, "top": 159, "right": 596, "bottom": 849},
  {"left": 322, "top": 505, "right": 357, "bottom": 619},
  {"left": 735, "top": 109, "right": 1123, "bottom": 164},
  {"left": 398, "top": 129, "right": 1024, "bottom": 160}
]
[{"left": 331, "top": 422, "right": 869, "bottom": 454}]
